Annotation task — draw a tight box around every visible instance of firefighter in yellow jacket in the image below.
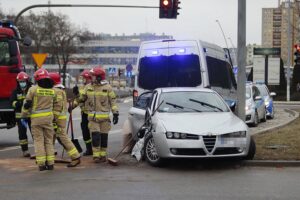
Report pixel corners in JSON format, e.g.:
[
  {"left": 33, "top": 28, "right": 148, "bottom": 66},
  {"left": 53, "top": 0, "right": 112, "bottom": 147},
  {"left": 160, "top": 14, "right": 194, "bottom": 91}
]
[
  {"left": 22, "top": 69, "right": 56, "bottom": 171},
  {"left": 71, "top": 70, "right": 92, "bottom": 156},
  {"left": 75, "top": 66, "right": 119, "bottom": 163},
  {"left": 49, "top": 72, "right": 81, "bottom": 167}
]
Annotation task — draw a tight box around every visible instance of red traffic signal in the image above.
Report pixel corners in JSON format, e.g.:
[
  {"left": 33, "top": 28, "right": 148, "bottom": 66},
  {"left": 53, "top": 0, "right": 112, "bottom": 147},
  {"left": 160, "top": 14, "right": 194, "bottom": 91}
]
[{"left": 159, "top": 0, "right": 180, "bottom": 19}]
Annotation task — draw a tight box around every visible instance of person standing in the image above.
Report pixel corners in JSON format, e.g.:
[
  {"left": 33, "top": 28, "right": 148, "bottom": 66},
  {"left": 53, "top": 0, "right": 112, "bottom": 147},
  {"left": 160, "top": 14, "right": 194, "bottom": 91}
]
[
  {"left": 49, "top": 72, "right": 81, "bottom": 167},
  {"left": 75, "top": 66, "right": 119, "bottom": 163},
  {"left": 22, "top": 69, "right": 56, "bottom": 171},
  {"left": 10, "top": 72, "right": 32, "bottom": 157},
  {"left": 72, "top": 69, "right": 92, "bottom": 156}
]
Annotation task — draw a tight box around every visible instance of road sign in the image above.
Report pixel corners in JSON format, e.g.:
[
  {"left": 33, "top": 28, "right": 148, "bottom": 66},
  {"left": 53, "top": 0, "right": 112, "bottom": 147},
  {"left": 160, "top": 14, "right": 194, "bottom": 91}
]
[
  {"left": 268, "top": 58, "right": 280, "bottom": 85},
  {"left": 32, "top": 53, "right": 48, "bottom": 68},
  {"left": 253, "top": 57, "right": 280, "bottom": 85},
  {"left": 253, "top": 48, "right": 281, "bottom": 56},
  {"left": 253, "top": 57, "right": 265, "bottom": 82},
  {"left": 108, "top": 67, "right": 117, "bottom": 75}
]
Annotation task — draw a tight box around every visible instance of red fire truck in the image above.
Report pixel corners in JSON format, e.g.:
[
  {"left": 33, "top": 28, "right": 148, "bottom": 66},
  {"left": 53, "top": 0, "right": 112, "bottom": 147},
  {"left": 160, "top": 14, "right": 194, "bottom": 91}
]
[{"left": 0, "top": 20, "right": 31, "bottom": 129}]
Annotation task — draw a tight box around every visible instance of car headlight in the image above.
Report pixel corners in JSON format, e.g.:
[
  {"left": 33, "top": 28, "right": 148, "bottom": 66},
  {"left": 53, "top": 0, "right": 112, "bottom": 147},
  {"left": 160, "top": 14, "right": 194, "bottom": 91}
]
[
  {"left": 245, "top": 105, "right": 252, "bottom": 111},
  {"left": 165, "top": 132, "right": 199, "bottom": 140},
  {"left": 265, "top": 101, "right": 270, "bottom": 107},
  {"left": 224, "top": 131, "right": 247, "bottom": 138}
]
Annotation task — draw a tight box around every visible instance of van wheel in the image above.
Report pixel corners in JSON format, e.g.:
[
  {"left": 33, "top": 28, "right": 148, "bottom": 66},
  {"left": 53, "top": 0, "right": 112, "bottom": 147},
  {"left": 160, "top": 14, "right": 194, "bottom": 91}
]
[
  {"left": 144, "top": 135, "right": 164, "bottom": 167},
  {"left": 245, "top": 137, "right": 256, "bottom": 160}
]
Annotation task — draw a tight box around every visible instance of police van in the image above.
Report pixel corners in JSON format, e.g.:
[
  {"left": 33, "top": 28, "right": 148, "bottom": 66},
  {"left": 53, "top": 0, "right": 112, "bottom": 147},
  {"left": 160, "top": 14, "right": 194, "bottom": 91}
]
[{"left": 133, "top": 39, "right": 237, "bottom": 106}]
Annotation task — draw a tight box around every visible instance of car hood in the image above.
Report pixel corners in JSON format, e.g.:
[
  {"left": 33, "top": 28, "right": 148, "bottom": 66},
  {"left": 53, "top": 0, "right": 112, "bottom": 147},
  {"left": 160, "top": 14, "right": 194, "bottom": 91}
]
[{"left": 156, "top": 112, "right": 247, "bottom": 135}]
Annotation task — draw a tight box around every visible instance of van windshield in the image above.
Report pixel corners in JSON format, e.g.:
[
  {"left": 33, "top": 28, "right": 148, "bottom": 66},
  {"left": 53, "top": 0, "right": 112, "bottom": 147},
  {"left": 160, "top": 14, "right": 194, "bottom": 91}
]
[{"left": 138, "top": 54, "right": 201, "bottom": 90}]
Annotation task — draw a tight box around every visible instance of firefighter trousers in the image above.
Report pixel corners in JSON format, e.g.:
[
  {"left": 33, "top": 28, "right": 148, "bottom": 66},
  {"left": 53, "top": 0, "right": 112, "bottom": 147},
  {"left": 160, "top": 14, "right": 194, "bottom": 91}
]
[
  {"left": 55, "top": 119, "right": 80, "bottom": 160},
  {"left": 16, "top": 118, "right": 31, "bottom": 152},
  {"left": 89, "top": 119, "right": 111, "bottom": 158},
  {"left": 31, "top": 123, "right": 55, "bottom": 166},
  {"left": 81, "top": 112, "right": 92, "bottom": 147}
]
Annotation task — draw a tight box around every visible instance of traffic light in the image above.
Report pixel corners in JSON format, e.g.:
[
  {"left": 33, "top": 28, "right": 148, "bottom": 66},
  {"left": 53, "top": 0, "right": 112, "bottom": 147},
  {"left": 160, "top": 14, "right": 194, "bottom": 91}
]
[
  {"left": 159, "top": 0, "right": 181, "bottom": 19},
  {"left": 294, "top": 44, "right": 300, "bottom": 66}
]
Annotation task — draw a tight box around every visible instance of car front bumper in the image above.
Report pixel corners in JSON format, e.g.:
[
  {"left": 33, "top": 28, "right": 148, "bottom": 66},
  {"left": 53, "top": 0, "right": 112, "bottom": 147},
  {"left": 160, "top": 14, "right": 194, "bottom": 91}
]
[
  {"left": 245, "top": 109, "right": 255, "bottom": 124},
  {"left": 152, "top": 132, "right": 250, "bottom": 158}
]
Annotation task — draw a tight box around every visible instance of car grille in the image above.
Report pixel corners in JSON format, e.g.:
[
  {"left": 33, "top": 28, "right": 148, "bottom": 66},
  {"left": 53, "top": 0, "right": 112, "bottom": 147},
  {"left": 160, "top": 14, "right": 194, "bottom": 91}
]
[
  {"left": 213, "top": 148, "right": 240, "bottom": 155},
  {"left": 202, "top": 135, "right": 216, "bottom": 152},
  {"left": 170, "top": 148, "right": 206, "bottom": 156}
]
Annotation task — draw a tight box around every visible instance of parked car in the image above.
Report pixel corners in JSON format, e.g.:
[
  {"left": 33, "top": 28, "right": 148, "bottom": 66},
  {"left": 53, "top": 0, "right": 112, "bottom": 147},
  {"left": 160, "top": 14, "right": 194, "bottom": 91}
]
[
  {"left": 128, "top": 87, "right": 255, "bottom": 167},
  {"left": 245, "top": 82, "right": 267, "bottom": 126},
  {"left": 255, "top": 82, "right": 276, "bottom": 119}
]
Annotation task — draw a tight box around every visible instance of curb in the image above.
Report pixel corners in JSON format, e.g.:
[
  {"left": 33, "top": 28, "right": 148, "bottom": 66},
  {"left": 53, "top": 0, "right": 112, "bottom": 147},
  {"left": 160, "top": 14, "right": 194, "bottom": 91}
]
[
  {"left": 241, "top": 160, "right": 300, "bottom": 167},
  {"left": 252, "top": 109, "right": 299, "bottom": 135}
]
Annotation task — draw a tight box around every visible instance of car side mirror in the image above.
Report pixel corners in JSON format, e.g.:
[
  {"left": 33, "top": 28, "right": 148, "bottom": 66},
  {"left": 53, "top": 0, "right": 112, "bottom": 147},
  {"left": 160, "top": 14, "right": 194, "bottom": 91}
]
[
  {"left": 255, "top": 96, "right": 262, "bottom": 101},
  {"left": 270, "top": 92, "right": 276, "bottom": 97},
  {"left": 23, "top": 36, "right": 32, "bottom": 47},
  {"left": 229, "top": 102, "right": 236, "bottom": 112}
]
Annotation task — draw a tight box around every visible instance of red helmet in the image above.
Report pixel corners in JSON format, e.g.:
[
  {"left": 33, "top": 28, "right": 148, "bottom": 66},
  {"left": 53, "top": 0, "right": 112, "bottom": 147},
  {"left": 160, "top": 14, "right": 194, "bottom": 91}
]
[
  {"left": 16, "top": 72, "right": 29, "bottom": 81},
  {"left": 89, "top": 66, "right": 106, "bottom": 80},
  {"left": 34, "top": 69, "right": 50, "bottom": 81},
  {"left": 80, "top": 69, "right": 91, "bottom": 80},
  {"left": 49, "top": 72, "right": 61, "bottom": 85}
]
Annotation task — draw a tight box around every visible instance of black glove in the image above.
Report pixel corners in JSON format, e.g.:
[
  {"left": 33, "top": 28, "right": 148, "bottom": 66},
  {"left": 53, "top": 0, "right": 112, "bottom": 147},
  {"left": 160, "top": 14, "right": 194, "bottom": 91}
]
[
  {"left": 23, "top": 100, "right": 32, "bottom": 109},
  {"left": 73, "top": 85, "right": 79, "bottom": 96},
  {"left": 15, "top": 101, "right": 22, "bottom": 110},
  {"left": 113, "top": 113, "right": 119, "bottom": 125}
]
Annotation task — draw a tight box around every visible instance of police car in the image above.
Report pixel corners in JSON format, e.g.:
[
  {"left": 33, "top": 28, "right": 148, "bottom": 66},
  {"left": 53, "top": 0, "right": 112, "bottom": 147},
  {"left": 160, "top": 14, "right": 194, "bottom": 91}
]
[{"left": 255, "top": 82, "right": 276, "bottom": 119}]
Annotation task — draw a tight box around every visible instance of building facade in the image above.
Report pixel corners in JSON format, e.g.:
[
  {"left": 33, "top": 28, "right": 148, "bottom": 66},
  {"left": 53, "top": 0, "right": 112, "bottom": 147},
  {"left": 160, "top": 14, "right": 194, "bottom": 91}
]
[{"left": 262, "top": 0, "right": 300, "bottom": 64}]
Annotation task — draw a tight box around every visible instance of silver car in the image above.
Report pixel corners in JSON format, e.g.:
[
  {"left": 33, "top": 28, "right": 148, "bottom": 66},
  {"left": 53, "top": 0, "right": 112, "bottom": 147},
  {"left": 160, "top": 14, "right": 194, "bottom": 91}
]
[
  {"left": 245, "top": 83, "right": 267, "bottom": 126},
  {"left": 128, "top": 87, "right": 255, "bottom": 167}
]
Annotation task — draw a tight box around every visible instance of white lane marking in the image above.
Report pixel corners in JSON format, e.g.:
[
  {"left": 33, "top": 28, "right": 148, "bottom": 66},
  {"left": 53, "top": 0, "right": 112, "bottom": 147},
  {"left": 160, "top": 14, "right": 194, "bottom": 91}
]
[{"left": 0, "top": 129, "right": 122, "bottom": 152}]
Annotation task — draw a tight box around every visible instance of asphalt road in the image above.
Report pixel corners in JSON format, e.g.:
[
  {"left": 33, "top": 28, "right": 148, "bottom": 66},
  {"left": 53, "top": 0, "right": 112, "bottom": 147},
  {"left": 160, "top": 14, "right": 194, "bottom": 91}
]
[{"left": 1, "top": 102, "right": 300, "bottom": 200}]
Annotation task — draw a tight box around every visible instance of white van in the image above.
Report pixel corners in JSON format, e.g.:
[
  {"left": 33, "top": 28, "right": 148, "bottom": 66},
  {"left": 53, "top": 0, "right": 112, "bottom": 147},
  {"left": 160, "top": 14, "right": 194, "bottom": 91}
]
[{"left": 133, "top": 39, "right": 237, "bottom": 105}]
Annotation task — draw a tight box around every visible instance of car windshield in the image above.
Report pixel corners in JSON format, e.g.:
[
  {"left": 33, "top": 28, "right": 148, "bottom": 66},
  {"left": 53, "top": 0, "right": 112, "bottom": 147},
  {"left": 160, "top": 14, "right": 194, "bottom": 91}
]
[
  {"left": 246, "top": 86, "right": 251, "bottom": 99},
  {"left": 256, "top": 85, "right": 269, "bottom": 97},
  {"left": 138, "top": 54, "right": 202, "bottom": 90},
  {"left": 0, "top": 41, "right": 10, "bottom": 66},
  {"left": 157, "top": 91, "right": 229, "bottom": 113}
]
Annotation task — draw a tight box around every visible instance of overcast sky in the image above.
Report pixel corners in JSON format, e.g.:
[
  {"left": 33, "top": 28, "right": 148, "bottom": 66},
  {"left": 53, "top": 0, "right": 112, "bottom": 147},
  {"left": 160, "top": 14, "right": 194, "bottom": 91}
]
[{"left": 0, "top": 0, "right": 280, "bottom": 47}]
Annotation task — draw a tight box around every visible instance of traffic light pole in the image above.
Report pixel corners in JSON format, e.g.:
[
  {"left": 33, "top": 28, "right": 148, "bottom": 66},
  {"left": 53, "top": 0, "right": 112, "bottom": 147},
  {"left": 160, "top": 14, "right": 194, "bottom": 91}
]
[
  {"left": 237, "top": 0, "right": 246, "bottom": 120},
  {"left": 287, "top": 0, "right": 292, "bottom": 101},
  {"left": 14, "top": 4, "right": 158, "bottom": 24}
]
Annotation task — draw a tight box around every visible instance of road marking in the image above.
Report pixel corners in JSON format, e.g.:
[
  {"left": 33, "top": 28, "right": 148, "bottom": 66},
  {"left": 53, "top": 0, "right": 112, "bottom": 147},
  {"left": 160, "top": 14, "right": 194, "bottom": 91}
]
[{"left": 0, "top": 129, "right": 122, "bottom": 152}]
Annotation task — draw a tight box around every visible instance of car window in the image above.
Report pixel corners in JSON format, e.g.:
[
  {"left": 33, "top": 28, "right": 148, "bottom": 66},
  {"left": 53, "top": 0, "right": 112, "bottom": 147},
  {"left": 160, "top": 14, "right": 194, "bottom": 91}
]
[
  {"left": 134, "top": 92, "right": 153, "bottom": 110},
  {"left": 246, "top": 86, "right": 251, "bottom": 99},
  {"left": 0, "top": 41, "right": 10, "bottom": 65},
  {"left": 252, "top": 86, "right": 260, "bottom": 99},
  {"left": 257, "top": 85, "right": 269, "bottom": 97}
]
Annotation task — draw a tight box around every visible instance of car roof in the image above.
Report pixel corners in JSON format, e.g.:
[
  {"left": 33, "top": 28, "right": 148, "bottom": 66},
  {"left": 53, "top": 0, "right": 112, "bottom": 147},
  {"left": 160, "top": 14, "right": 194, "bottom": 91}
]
[{"left": 157, "top": 87, "right": 215, "bottom": 93}]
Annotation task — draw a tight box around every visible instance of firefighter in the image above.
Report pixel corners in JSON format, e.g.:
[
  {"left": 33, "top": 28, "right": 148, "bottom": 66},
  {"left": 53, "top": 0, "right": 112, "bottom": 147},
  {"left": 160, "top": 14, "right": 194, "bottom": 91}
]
[
  {"left": 74, "top": 66, "right": 119, "bottom": 163},
  {"left": 49, "top": 72, "right": 81, "bottom": 167},
  {"left": 71, "top": 70, "right": 92, "bottom": 156},
  {"left": 22, "top": 68, "right": 56, "bottom": 171},
  {"left": 10, "top": 72, "right": 32, "bottom": 157}
]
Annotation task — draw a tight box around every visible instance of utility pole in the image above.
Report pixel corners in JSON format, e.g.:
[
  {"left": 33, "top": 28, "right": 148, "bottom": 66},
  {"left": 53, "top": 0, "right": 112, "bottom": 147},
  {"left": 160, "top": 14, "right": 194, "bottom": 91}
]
[
  {"left": 228, "top": 37, "right": 238, "bottom": 66},
  {"left": 237, "top": 0, "right": 246, "bottom": 120},
  {"left": 287, "top": 0, "right": 292, "bottom": 101}
]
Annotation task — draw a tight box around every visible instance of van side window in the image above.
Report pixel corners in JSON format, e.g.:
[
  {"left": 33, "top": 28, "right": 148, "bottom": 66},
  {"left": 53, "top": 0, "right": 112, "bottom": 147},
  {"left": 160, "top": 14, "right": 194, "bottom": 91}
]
[
  {"left": 134, "top": 92, "right": 153, "bottom": 110},
  {"left": 206, "top": 56, "right": 232, "bottom": 89}
]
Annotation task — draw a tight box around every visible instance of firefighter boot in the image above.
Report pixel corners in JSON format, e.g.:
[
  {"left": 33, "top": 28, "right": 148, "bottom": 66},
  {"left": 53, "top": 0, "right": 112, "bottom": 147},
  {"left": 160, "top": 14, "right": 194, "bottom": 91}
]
[
  {"left": 39, "top": 165, "right": 47, "bottom": 171},
  {"left": 47, "top": 165, "right": 54, "bottom": 170},
  {"left": 67, "top": 157, "right": 81, "bottom": 168},
  {"left": 83, "top": 143, "right": 93, "bottom": 156}
]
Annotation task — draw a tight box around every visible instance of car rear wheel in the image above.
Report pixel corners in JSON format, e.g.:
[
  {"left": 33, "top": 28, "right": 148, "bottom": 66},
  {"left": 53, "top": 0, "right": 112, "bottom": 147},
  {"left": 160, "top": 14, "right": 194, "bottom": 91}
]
[
  {"left": 245, "top": 137, "right": 256, "bottom": 160},
  {"left": 144, "top": 135, "right": 165, "bottom": 167}
]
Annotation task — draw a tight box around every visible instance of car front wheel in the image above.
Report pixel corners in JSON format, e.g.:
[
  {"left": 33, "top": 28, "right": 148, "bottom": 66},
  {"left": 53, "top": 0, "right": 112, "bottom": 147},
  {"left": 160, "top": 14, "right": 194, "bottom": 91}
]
[
  {"left": 144, "top": 134, "right": 164, "bottom": 167},
  {"left": 245, "top": 137, "right": 256, "bottom": 160}
]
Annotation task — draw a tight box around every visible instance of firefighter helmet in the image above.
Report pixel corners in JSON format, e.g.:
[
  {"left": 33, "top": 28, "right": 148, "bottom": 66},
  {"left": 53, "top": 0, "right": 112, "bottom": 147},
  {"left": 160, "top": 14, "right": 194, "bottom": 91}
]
[
  {"left": 34, "top": 69, "right": 50, "bottom": 81},
  {"left": 80, "top": 69, "right": 91, "bottom": 80},
  {"left": 89, "top": 66, "right": 106, "bottom": 80},
  {"left": 16, "top": 72, "right": 29, "bottom": 81},
  {"left": 49, "top": 72, "right": 61, "bottom": 85}
]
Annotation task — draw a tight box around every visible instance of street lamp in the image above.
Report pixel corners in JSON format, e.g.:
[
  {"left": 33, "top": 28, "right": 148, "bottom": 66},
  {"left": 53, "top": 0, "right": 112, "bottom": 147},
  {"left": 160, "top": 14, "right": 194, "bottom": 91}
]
[{"left": 216, "top": 19, "right": 229, "bottom": 49}]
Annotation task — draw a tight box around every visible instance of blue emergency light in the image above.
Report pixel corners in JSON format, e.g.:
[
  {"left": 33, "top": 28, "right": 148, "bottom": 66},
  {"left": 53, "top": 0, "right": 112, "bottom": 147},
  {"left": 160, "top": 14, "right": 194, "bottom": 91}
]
[
  {"left": 152, "top": 50, "right": 159, "bottom": 55},
  {"left": 178, "top": 48, "right": 186, "bottom": 53}
]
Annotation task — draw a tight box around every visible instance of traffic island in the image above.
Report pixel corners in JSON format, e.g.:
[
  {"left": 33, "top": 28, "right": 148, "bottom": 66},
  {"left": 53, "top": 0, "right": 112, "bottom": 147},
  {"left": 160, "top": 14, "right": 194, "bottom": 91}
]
[{"left": 248, "top": 109, "right": 300, "bottom": 167}]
